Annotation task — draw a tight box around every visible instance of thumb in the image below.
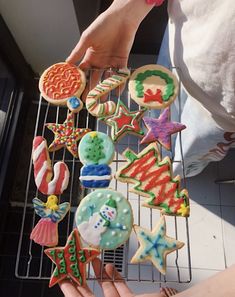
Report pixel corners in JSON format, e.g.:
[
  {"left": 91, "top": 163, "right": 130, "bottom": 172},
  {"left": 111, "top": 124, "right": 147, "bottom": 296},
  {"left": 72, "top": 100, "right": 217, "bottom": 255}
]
[{"left": 66, "top": 35, "right": 88, "bottom": 64}]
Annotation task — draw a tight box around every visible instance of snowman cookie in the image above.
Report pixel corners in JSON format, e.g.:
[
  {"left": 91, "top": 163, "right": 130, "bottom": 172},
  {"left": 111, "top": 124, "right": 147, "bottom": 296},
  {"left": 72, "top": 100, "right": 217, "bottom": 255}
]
[
  {"left": 128, "top": 64, "right": 179, "bottom": 109},
  {"left": 75, "top": 189, "right": 133, "bottom": 250}
]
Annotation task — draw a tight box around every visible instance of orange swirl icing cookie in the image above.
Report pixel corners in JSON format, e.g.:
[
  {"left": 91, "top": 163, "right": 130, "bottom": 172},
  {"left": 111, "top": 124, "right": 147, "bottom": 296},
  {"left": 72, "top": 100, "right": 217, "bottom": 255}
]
[{"left": 39, "top": 62, "right": 86, "bottom": 106}]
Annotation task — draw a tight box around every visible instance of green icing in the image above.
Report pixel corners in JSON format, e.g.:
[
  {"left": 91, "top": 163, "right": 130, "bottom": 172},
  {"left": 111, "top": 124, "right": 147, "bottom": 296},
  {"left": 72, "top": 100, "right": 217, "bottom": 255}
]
[
  {"left": 135, "top": 70, "right": 175, "bottom": 101},
  {"left": 85, "top": 135, "right": 105, "bottom": 164}
]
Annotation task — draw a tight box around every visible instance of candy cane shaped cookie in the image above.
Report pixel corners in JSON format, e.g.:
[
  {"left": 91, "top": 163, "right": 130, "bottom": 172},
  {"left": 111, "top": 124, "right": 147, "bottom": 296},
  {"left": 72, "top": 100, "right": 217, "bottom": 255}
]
[
  {"left": 86, "top": 68, "right": 130, "bottom": 117},
  {"left": 32, "top": 136, "right": 70, "bottom": 195}
]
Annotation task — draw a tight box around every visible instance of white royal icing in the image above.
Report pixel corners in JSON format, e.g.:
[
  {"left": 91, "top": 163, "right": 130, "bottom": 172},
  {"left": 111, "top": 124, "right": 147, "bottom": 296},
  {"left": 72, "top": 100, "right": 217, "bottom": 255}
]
[{"left": 79, "top": 175, "right": 112, "bottom": 181}]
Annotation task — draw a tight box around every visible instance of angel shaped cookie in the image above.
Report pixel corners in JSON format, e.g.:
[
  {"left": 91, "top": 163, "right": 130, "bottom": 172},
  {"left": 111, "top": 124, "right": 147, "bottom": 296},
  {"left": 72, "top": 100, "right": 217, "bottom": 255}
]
[{"left": 30, "top": 195, "right": 70, "bottom": 247}]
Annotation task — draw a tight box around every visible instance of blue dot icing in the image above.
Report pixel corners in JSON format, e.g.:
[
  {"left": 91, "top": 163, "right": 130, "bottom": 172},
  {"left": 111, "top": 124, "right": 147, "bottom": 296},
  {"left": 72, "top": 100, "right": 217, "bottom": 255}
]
[{"left": 68, "top": 97, "right": 80, "bottom": 109}]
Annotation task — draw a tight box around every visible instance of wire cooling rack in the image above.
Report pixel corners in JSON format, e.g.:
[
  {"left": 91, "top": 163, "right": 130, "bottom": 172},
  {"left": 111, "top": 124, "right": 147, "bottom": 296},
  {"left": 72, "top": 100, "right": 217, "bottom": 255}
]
[{"left": 15, "top": 68, "right": 192, "bottom": 284}]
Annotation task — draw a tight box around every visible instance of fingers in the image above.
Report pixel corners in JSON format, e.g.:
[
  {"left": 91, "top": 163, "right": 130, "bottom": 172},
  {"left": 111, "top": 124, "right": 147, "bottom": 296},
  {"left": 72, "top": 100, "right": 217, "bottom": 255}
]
[
  {"left": 160, "top": 287, "right": 178, "bottom": 296},
  {"left": 92, "top": 258, "right": 120, "bottom": 297},
  {"left": 59, "top": 280, "right": 83, "bottom": 297},
  {"left": 105, "top": 263, "right": 133, "bottom": 297},
  {"left": 66, "top": 35, "right": 88, "bottom": 64},
  {"left": 59, "top": 280, "right": 95, "bottom": 297}
]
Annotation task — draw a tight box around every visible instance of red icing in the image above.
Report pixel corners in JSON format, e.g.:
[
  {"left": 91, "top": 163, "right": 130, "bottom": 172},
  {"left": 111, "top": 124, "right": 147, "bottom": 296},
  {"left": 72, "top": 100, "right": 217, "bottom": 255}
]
[
  {"left": 32, "top": 136, "right": 68, "bottom": 195},
  {"left": 143, "top": 89, "right": 163, "bottom": 103},
  {"left": 45, "top": 229, "right": 100, "bottom": 287},
  {"left": 42, "top": 63, "right": 83, "bottom": 100},
  {"left": 120, "top": 148, "right": 185, "bottom": 213}
]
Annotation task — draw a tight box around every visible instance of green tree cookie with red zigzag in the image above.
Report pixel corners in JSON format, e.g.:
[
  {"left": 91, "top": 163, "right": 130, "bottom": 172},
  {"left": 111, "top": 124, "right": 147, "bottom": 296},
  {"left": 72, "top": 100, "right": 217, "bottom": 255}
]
[
  {"left": 128, "top": 64, "right": 179, "bottom": 109},
  {"left": 115, "top": 143, "right": 190, "bottom": 217}
]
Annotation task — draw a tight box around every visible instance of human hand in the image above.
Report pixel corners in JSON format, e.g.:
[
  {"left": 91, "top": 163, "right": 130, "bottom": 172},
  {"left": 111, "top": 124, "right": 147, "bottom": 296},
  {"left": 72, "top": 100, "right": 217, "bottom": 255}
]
[{"left": 59, "top": 258, "right": 177, "bottom": 297}]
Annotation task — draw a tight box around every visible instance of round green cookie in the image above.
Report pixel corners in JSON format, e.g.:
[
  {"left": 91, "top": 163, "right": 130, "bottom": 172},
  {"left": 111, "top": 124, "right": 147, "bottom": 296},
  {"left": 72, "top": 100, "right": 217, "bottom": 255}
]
[
  {"left": 75, "top": 189, "right": 133, "bottom": 250},
  {"left": 78, "top": 131, "right": 114, "bottom": 165}
]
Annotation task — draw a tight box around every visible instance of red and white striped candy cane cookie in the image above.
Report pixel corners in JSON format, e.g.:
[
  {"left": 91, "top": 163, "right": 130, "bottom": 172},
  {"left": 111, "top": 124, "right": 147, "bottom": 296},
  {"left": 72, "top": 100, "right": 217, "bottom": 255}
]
[
  {"left": 86, "top": 68, "right": 130, "bottom": 117},
  {"left": 32, "top": 136, "right": 70, "bottom": 195}
]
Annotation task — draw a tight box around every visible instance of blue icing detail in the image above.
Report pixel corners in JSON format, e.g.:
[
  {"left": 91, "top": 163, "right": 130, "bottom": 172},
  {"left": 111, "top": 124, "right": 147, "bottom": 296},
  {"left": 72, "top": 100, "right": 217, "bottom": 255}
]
[
  {"left": 80, "top": 164, "right": 112, "bottom": 189},
  {"left": 82, "top": 164, "right": 111, "bottom": 176},
  {"left": 68, "top": 97, "right": 80, "bottom": 109}
]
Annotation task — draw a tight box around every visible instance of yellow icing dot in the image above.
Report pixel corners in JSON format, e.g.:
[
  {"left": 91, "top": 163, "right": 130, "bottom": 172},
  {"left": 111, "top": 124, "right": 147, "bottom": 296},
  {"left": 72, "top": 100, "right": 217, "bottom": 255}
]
[
  {"left": 89, "top": 131, "right": 97, "bottom": 138},
  {"left": 177, "top": 204, "right": 190, "bottom": 217}
]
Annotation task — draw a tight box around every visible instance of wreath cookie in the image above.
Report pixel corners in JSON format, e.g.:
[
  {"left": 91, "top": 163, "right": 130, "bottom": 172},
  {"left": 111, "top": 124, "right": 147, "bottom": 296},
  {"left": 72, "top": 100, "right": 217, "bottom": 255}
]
[
  {"left": 128, "top": 64, "right": 179, "bottom": 109},
  {"left": 75, "top": 189, "right": 133, "bottom": 250},
  {"left": 39, "top": 62, "right": 86, "bottom": 111}
]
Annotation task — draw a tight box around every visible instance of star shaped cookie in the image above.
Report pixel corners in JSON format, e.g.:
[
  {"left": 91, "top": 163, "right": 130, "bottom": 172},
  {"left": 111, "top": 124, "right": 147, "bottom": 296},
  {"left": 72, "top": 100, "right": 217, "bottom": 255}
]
[
  {"left": 46, "top": 112, "right": 90, "bottom": 158},
  {"left": 141, "top": 107, "right": 186, "bottom": 150},
  {"left": 44, "top": 229, "right": 100, "bottom": 287},
  {"left": 131, "top": 216, "right": 184, "bottom": 275},
  {"left": 102, "top": 100, "right": 146, "bottom": 142}
]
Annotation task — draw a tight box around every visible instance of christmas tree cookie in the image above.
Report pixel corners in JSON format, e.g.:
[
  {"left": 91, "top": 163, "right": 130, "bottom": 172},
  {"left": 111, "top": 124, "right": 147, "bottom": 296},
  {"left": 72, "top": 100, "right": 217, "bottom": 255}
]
[
  {"left": 115, "top": 143, "right": 190, "bottom": 217},
  {"left": 78, "top": 131, "right": 115, "bottom": 188},
  {"left": 44, "top": 229, "right": 100, "bottom": 287},
  {"left": 131, "top": 216, "right": 184, "bottom": 275},
  {"left": 128, "top": 64, "right": 179, "bottom": 109},
  {"left": 75, "top": 189, "right": 133, "bottom": 250}
]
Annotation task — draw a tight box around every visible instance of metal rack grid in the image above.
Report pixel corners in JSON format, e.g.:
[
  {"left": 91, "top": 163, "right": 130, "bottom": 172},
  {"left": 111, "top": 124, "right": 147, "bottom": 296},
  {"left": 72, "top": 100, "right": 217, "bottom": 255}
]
[{"left": 15, "top": 68, "right": 192, "bottom": 284}]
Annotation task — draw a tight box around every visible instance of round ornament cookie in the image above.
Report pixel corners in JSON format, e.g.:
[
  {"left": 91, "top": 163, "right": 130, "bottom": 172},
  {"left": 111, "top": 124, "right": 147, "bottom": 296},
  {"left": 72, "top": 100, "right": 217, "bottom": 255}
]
[
  {"left": 75, "top": 189, "right": 133, "bottom": 250},
  {"left": 39, "top": 62, "right": 86, "bottom": 107},
  {"left": 128, "top": 64, "right": 179, "bottom": 109},
  {"left": 78, "top": 131, "right": 114, "bottom": 188}
]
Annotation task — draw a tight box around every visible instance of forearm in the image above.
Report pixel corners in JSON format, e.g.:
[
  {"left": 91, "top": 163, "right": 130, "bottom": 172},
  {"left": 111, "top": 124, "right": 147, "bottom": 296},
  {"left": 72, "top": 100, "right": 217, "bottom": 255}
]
[{"left": 107, "top": 0, "right": 155, "bottom": 29}]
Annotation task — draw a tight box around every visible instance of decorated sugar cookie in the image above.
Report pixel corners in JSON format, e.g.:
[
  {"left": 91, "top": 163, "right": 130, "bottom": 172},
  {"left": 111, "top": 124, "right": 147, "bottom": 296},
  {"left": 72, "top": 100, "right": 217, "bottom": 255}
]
[
  {"left": 39, "top": 62, "right": 85, "bottom": 108},
  {"left": 44, "top": 229, "right": 100, "bottom": 287},
  {"left": 101, "top": 100, "right": 146, "bottom": 142},
  {"left": 131, "top": 216, "right": 184, "bottom": 275},
  {"left": 115, "top": 143, "right": 190, "bottom": 217},
  {"left": 30, "top": 195, "right": 70, "bottom": 247},
  {"left": 86, "top": 68, "right": 130, "bottom": 117},
  {"left": 32, "top": 136, "right": 70, "bottom": 195},
  {"left": 67, "top": 96, "right": 83, "bottom": 113},
  {"left": 46, "top": 112, "right": 90, "bottom": 158},
  {"left": 78, "top": 131, "right": 115, "bottom": 188},
  {"left": 75, "top": 189, "right": 133, "bottom": 250},
  {"left": 128, "top": 64, "right": 179, "bottom": 109},
  {"left": 141, "top": 107, "right": 186, "bottom": 150}
]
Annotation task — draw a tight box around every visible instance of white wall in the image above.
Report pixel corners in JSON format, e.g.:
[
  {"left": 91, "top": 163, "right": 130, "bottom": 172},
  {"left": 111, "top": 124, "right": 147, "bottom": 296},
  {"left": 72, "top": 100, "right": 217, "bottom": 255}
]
[{"left": 0, "top": 0, "right": 80, "bottom": 74}]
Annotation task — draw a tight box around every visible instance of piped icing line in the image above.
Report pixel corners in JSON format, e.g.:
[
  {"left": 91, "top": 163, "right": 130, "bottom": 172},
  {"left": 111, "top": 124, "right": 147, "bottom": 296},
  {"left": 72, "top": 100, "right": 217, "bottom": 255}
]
[
  {"left": 32, "top": 136, "right": 70, "bottom": 195},
  {"left": 79, "top": 175, "right": 112, "bottom": 181},
  {"left": 128, "top": 64, "right": 179, "bottom": 109},
  {"left": 101, "top": 100, "right": 146, "bottom": 142},
  {"left": 86, "top": 68, "right": 130, "bottom": 117},
  {"left": 131, "top": 216, "right": 184, "bottom": 275},
  {"left": 141, "top": 107, "right": 186, "bottom": 150},
  {"left": 39, "top": 62, "right": 86, "bottom": 105},
  {"left": 135, "top": 69, "right": 174, "bottom": 101},
  {"left": 45, "top": 112, "right": 91, "bottom": 158},
  {"left": 44, "top": 229, "right": 100, "bottom": 287},
  {"left": 115, "top": 143, "right": 190, "bottom": 217},
  {"left": 30, "top": 195, "right": 70, "bottom": 247}
]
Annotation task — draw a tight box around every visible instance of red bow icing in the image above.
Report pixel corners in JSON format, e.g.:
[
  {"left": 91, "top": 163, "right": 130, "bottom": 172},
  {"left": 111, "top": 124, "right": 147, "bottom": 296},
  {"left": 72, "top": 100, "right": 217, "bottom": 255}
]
[{"left": 143, "top": 89, "right": 163, "bottom": 103}]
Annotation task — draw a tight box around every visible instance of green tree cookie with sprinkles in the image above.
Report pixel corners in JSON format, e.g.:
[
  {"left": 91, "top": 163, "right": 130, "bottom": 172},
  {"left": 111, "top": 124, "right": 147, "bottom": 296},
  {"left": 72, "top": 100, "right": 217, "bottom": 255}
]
[
  {"left": 78, "top": 131, "right": 115, "bottom": 188},
  {"left": 128, "top": 64, "right": 179, "bottom": 109}
]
